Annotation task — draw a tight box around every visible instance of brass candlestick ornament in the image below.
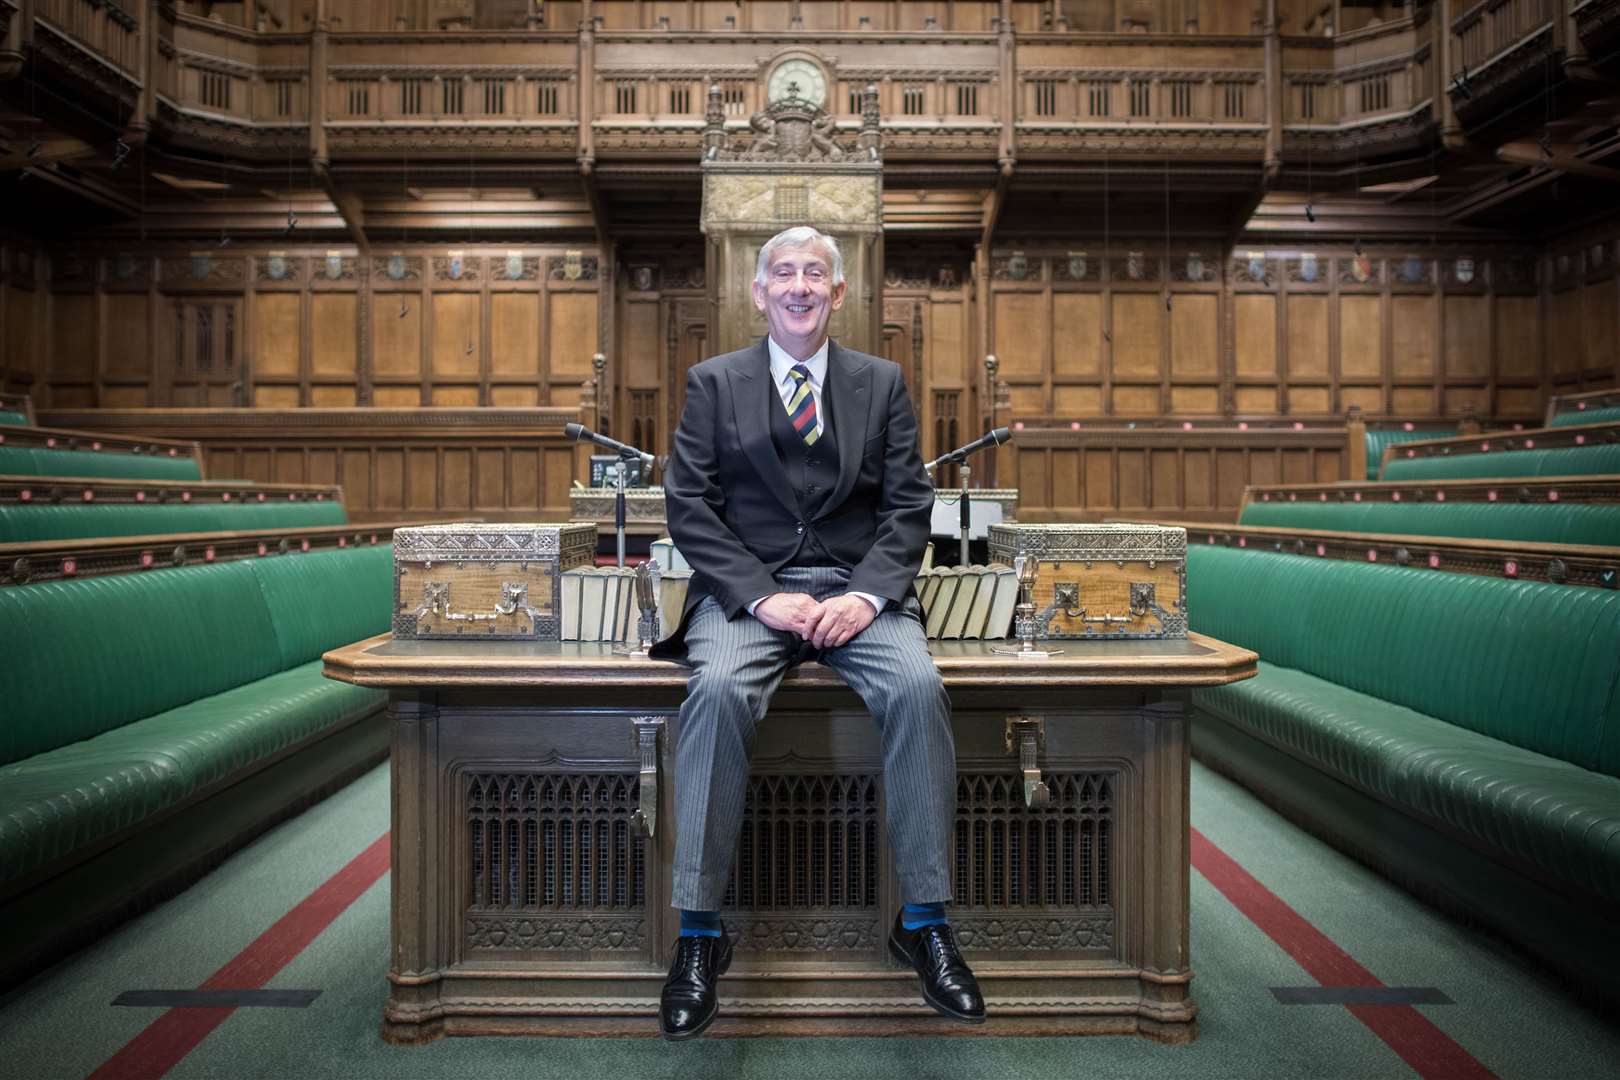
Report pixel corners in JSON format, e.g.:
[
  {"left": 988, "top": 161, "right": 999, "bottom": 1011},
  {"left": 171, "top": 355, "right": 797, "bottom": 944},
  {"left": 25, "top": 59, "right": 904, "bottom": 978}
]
[
  {"left": 991, "top": 555, "right": 1063, "bottom": 659},
  {"left": 614, "top": 559, "right": 662, "bottom": 656}
]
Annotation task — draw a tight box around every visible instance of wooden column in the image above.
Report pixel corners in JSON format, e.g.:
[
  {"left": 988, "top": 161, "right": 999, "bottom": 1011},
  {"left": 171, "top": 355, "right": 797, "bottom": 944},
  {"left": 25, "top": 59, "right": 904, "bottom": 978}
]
[
  {"left": 577, "top": 1, "right": 596, "bottom": 172},
  {"left": 997, "top": 0, "right": 1016, "bottom": 173},
  {"left": 310, "top": 0, "right": 329, "bottom": 165},
  {"left": 1263, "top": 0, "right": 1282, "bottom": 178}
]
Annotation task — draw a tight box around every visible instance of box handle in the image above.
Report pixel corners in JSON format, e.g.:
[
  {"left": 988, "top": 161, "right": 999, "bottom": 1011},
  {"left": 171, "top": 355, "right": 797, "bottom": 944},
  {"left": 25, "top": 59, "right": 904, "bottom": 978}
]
[{"left": 413, "top": 580, "right": 544, "bottom": 631}]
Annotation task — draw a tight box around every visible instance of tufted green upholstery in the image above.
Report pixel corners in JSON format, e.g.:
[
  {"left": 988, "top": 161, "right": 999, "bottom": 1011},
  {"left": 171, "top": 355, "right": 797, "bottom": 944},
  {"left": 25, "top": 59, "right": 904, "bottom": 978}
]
[
  {"left": 0, "top": 563, "right": 284, "bottom": 766},
  {"left": 248, "top": 544, "right": 393, "bottom": 668},
  {"left": 1365, "top": 428, "right": 1458, "bottom": 480},
  {"left": 1551, "top": 406, "right": 1620, "bottom": 427},
  {"left": 0, "top": 499, "right": 347, "bottom": 542},
  {"left": 0, "top": 546, "right": 391, "bottom": 884},
  {"left": 1187, "top": 544, "right": 1620, "bottom": 903},
  {"left": 1381, "top": 442, "right": 1620, "bottom": 480},
  {"left": 1196, "top": 663, "right": 1620, "bottom": 906},
  {"left": 1239, "top": 499, "right": 1620, "bottom": 546},
  {"left": 0, "top": 411, "right": 28, "bottom": 426},
  {"left": 0, "top": 446, "right": 202, "bottom": 481},
  {"left": 0, "top": 664, "right": 382, "bottom": 881}
]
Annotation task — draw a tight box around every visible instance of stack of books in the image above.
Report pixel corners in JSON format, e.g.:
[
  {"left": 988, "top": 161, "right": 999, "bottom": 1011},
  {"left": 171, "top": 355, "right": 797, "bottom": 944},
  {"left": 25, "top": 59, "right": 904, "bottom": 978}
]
[
  {"left": 560, "top": 564, "right": 694, "bottom": 643},
  {"left": 915, "top": 564, "right": 1020, "bottom": 640}
]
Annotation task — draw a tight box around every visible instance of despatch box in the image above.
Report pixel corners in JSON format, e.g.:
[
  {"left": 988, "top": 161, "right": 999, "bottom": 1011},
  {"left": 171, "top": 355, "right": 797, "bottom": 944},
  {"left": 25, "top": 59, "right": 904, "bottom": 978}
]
[
  {"left": 987, "top": 523, "right": 1187, "bottom": 639},
  {"left": 393, "top": 523, "right": 597, "bottom": 640}
]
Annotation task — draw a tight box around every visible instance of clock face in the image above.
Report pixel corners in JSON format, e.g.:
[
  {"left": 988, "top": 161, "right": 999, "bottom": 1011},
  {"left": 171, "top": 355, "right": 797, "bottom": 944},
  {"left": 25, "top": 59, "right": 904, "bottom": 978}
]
[{"left": 767, "top": 59, "right": 827, "bottom": 107}]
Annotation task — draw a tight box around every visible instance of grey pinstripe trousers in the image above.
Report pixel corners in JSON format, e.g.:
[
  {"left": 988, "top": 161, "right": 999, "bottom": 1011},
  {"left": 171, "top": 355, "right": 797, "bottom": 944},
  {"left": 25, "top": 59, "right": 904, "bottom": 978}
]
[{"left": 670, "top": 565, "right": 955, "bottom": 910}]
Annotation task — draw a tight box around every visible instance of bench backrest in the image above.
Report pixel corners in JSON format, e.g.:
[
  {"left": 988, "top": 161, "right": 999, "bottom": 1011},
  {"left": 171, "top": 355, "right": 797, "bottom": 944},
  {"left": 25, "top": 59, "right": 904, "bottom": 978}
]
[
  {"left": 1382, "top": 443, "right": 1620, "bottom": 481},
  {"left": 1187, "top": 544, "right": 1620, "bottom": 778},
  {"left": 0, "top": 545, "right": 392, "bottom": 767},
  {"left": 1364, "top": 428, "right": 1458, "bottom": 480},
  {"left": 1238, "top": 500, "right": 1620, "bottom": 546},
  {"left": 0, "top": 446, "right": 203, "bottom": 482},
  {"left": 0, "top": 500, "right": 348, "bottom": 543},
  {"left": 0, "top": 411, "right": 28, "bottom": 427},
  {"left": 1551, "top": 406, "right": 1620, "bottom": 427}
]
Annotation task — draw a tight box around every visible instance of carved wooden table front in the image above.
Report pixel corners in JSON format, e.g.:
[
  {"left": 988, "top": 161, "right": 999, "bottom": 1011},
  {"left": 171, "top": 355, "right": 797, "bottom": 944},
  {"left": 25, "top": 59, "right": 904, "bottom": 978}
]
[{"left": 322, "top": 634, "right": 1256, "bottom": 1043}]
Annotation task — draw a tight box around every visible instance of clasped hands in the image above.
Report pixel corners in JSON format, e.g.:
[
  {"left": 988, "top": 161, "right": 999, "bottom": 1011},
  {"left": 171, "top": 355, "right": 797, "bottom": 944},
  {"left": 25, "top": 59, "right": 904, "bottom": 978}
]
[{"left": 754, "top": 592, "right": 875, "bottom": 649}]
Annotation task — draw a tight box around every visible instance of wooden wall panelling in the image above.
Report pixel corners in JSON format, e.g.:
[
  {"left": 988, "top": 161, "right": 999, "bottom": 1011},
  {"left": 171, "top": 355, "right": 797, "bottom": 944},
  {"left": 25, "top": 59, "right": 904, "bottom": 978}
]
[
  {"left": 1005, "top": 426, "right": 1349, "bottom": 522},
  {"left": 36, "top": 409, "right": 584, "bottom": 522}
]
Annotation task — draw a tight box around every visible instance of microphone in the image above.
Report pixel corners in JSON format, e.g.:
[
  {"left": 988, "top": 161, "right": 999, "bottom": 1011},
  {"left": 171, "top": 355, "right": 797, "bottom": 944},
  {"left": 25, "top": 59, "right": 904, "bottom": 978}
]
[
  {"left": 564, "top": 422, "right": 655, "bottom": 467},
  {"left": 925, "top": 427, "right": 1012, "bottom": 473}
]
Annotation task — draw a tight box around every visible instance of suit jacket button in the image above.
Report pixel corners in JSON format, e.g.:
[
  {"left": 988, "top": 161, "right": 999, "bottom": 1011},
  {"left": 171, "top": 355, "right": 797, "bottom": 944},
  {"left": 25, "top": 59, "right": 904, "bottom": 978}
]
[{"left": 795, "top": 522, "right": 804, "bottom": 533}]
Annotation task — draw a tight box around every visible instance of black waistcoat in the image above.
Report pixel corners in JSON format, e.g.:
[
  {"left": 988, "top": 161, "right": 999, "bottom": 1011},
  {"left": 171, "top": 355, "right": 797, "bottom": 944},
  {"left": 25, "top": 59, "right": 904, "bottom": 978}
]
[{"left": 770, "top": 372, "right": 843, "bottom": 567}]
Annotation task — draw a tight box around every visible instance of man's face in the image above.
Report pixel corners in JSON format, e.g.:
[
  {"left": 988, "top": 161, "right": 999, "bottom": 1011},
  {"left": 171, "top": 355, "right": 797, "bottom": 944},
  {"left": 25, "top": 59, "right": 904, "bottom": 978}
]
[{"left": 752, "top": 241, "right": 846, "bottom": 358}]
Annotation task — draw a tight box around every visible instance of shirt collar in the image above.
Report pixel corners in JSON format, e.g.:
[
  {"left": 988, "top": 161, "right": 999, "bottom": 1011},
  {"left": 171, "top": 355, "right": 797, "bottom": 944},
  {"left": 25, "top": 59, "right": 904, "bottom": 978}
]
[{"left": 766, "top": 336, "right": 830, "bottom": 390}]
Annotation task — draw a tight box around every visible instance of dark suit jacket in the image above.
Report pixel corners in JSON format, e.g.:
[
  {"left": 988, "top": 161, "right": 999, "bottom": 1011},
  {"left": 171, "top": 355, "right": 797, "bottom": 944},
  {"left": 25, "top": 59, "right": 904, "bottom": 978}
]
[{"left": 649, "top": 338, "right": 934, "bottom": 661}]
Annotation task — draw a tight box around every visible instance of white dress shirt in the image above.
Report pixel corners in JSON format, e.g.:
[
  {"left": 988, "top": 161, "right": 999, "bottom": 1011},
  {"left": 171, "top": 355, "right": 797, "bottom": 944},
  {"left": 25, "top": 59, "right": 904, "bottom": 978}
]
[{"left": 746, "top": 336, "right": 885, "bottom": 619}]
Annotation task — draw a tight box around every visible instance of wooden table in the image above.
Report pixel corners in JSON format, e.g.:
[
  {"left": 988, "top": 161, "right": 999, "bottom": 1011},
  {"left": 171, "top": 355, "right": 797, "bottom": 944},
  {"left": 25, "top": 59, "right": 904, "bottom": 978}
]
[{"left": 323, "top": 633, "right": 1256, "bottom": 1043}]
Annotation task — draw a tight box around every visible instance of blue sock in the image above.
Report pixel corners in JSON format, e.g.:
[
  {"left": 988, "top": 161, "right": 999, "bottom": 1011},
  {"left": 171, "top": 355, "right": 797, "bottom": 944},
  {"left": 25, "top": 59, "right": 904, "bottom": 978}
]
[
  {"left": 679, "top": 909, "right": 722, "bottom": 938},
  {"left": 902, "top": 902, "right": 947, "bottom": 930}
]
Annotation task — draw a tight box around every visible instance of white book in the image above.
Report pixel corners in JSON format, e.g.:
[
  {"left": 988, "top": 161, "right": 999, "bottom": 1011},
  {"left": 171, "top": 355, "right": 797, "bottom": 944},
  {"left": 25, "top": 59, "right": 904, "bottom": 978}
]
[
  {"left": 658, "top": 569, "right": 692, "bottom": 638},
  {"left": 651, "top": 537, "right": 690, "bottom": 572},
  {"left": 578, "top": 569, "right": 609, "bottom": 642},
  {"left": 964, "top": 565, "right": 999, "bottom": 639},
  {"left": 942, "top": 566, "right": 986, "bottom": 640},
  {"left": 561, "top": 569, "right": 584, "bottom": 641},
  {"left": 919, "top": 569, "right": 945, "bottom": 618},
  {"left": 983, "top": 564, "right": 1020, "bottom": 639},
  {"left": 602, "top": 569, "right": 627, "bottom": 642},
  {"left": 616, "top": 567, "right": 637, "bottom": 642},
  {"left": 924, "top": 569, "right": 961, "bottom": 639}
]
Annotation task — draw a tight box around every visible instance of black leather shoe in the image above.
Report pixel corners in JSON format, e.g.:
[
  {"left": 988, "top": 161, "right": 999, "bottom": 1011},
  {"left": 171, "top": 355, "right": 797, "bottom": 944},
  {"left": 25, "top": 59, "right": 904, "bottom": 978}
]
[
  {"left": 888, "top": 913, "right": 986, "bottom": 1024},
  {"left": 659, "top": 931, "right": 734, "bottom": 1040}
]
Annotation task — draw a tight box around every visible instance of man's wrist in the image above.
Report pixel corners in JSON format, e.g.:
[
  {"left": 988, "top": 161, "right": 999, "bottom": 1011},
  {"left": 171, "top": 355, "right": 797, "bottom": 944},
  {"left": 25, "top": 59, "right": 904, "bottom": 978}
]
[
  {"left": 746, "top": 593, "right": 772, "bottom": 617},
  {"left": 849, "top": 591, "right": 884, "bottom": 615}
]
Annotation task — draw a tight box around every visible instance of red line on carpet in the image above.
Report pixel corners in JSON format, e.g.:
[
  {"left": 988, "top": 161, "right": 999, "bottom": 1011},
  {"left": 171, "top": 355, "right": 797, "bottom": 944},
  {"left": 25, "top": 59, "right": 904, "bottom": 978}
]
[
  {"left": 87, "top": 832, "right": 391, "bottom": 1080},
  {"left": 1191, "top": 827, "right": 1496, "bottom": 1080}
]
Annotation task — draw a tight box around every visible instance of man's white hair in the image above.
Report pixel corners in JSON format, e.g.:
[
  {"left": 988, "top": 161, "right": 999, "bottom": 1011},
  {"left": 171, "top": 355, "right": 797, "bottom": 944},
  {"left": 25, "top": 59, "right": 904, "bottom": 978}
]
[{"left": 754, "top": 225, "right": 844, "bottom": 287}]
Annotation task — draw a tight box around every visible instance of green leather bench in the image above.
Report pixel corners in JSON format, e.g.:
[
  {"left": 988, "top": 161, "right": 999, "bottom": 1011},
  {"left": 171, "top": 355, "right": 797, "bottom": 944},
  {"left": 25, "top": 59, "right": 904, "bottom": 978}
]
[
  {"left": 1381, "top": 442, "right": 1620, "bottom": 481},
  {"left": 1550, "top": 405, "right": 1620, "bottom": 427},
  {"left": 1185, "top": 543, "right": 1620, "bottom": 999},
  {"left": 0, "top": 498, "right": 349, "bottom": 542},
  {"left": 0, "top": 445, "right": 203, "bottom": 481},
  {"left": 1363, "top": 427, "right": 1458, "bottom": 480},
  {"left": 0, "top": 410, "right": 28, "bottom": 426},
  {"left": 0, "top": 545, "right": 394, "bottom": 983},
  {"left": 1238, "top": 499, "right": 1620, "bottom": 546}
]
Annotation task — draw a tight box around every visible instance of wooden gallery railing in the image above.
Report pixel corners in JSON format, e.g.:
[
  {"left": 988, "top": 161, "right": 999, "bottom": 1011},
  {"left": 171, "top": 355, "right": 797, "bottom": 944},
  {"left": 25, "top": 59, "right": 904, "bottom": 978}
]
[{"left": 36, "top": 407, "right": 585, "bottom": 524}]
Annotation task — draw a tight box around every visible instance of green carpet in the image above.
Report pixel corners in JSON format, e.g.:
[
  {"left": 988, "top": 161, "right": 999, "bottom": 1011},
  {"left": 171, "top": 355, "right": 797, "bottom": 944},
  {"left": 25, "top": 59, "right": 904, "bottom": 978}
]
[{"left": 2, "top": 763, "right": 1618, "bottom": 1080}]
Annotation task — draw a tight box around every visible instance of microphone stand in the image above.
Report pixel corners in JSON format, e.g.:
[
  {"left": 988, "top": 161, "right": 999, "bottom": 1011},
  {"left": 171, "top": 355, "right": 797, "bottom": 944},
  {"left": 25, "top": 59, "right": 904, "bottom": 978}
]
[
  {"left": 957, "top": 461, "right": 972, "bottom": 567},
  {"left": 610, "top": 449, "right": 639, "bottom": 568}
]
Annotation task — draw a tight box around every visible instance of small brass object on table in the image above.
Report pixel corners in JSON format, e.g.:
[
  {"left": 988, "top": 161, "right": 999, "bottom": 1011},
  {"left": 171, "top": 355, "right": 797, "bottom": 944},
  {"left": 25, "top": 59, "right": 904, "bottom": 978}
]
[
  {"left": 991, "top": 555, "right": 1064, "bottom": 658},
  {"left": 612, "top": 559, "right": 662, "bottom": 657}
]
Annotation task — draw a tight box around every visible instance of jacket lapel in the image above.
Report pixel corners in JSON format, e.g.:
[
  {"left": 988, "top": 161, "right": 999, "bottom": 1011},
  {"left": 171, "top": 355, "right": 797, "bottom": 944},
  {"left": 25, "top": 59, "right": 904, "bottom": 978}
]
[
  {"left": 823, "top": 341, "right": 873, "bottom": 514},
  {"left": 727, "top": 340, "right": 800, "bottom": 518}
]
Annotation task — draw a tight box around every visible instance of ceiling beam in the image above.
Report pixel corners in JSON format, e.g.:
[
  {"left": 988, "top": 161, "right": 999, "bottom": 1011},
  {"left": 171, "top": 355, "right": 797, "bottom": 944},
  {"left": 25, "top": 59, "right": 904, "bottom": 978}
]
[
  {"left": 311, "top": 158, "right": 369, "bottom": 253},
  {"left": 580, "top": 167, "right": 610, "bottom": 247},
  {"left": 980, "top": 171, "right": 1009, "bottom": 251},
  {"left": 1495, "top": 141, "right": 1620, "bottom": 183}
]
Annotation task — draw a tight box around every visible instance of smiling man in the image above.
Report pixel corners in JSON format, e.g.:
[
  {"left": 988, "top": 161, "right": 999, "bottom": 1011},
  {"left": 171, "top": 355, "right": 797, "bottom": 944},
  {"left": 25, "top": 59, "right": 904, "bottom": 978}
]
[{"left": 649, "top": 225, "right": 983, "bottom": 1039}]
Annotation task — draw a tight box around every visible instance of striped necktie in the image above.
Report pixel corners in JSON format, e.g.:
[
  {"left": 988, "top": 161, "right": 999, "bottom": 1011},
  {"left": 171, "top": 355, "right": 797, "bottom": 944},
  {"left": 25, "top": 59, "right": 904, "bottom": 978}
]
[{"left": 785, "top": 363, "right": 823, "bottom": 447}]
